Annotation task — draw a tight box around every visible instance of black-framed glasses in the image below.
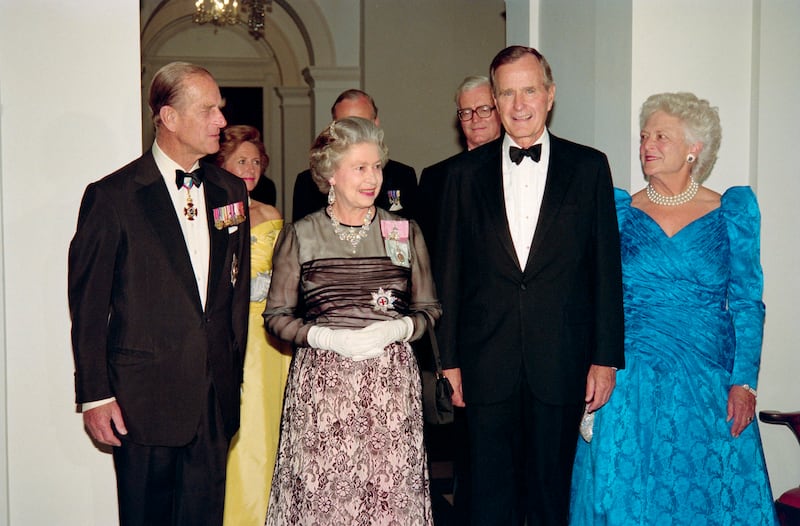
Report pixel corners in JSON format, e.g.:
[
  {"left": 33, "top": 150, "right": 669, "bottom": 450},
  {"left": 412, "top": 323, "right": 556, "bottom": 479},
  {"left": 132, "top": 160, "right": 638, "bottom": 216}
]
[{"left": 457, "top": 105, "right": 495, "bottom": 121}]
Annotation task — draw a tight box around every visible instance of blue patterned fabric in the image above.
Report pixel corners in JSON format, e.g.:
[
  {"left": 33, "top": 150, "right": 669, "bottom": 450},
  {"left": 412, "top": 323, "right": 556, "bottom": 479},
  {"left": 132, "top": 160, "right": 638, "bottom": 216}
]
[{"left": 570, "top": 187, "right": 777, "bottom": 525}]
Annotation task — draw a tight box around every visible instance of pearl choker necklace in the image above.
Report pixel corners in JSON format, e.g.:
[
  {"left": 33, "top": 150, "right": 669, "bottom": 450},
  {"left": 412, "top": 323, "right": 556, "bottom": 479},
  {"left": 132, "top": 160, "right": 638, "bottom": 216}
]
[
  {"left": 328, "top": 205, "right": 374, "bottom": 253},
  {"left": 646, "top": 178, "right": 699, "bottom": 206}
]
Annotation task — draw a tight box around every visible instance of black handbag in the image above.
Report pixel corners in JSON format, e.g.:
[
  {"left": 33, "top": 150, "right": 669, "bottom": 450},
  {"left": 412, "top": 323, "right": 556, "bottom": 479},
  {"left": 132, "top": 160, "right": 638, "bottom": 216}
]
[{"left": 421, "top": 326, "right": 454, "bottom": 425}]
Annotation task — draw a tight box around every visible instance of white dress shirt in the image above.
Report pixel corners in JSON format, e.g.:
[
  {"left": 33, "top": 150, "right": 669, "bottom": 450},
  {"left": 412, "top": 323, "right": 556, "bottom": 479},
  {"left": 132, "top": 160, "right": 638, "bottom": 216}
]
[
  {"left": 502, "top": 129, "right": 550, "bottom": 270},
  {"left": 152, "top": 141, "right": 211, "bottom": 309}
]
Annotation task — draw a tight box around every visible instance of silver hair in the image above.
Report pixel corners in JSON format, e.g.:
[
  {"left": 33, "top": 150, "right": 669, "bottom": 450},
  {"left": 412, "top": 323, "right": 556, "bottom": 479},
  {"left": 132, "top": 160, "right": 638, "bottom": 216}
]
[
  {"left": 309, "top": 117, "right": 389, "bottom": 192},
  {"left": 640, "top": 92, "right": 721, "bottom": 182},
  {"left": 454, "top": 75, "right": 491, "bottom": 105}
]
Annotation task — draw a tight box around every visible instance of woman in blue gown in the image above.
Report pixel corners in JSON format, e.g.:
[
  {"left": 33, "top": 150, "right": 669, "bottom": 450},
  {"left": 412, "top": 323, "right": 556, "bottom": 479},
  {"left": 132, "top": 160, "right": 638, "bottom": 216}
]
[{"left": 570, "top": 92, "right": 777, "bottom": 525}]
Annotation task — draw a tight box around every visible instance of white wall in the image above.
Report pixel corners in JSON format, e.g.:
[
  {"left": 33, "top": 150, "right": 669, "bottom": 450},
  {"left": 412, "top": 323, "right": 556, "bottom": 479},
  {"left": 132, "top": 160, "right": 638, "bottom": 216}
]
[
  {"left": 754, "top": 0, "right": 800, "bottom": 499},
  {"left": 313, "top": 0, "right": 361, "bottom": 67},
  {"left": 363, "top": 0, "right": 507, "bottom": 170},
  {"left": 540, "top": 0, "right": 633, "bottom": 189},
  {"left": 0, "top": 1, "right": 141, "bottom": 524},
  {"left": 631, "top": 0, "right": 755, "bottom": 192}
]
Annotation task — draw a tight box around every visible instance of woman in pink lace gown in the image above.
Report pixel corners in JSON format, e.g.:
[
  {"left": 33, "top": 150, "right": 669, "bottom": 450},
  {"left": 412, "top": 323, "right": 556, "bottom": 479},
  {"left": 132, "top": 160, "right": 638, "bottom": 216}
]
[{"left": 264, "top": 117, "right": 441, "bottom": 525}]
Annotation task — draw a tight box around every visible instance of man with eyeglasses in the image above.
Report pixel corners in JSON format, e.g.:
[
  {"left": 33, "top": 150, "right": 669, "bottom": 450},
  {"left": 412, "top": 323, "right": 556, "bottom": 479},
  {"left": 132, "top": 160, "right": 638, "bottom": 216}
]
[
  {"left": 417, "top": 76, "right": 501, "bottom": 248},
  {"left": 455, "top": 75, "right": 502, "bottom": 151}
]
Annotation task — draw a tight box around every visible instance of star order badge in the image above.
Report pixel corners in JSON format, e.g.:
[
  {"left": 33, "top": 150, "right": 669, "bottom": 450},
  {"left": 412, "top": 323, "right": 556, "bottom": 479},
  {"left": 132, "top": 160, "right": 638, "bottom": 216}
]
[{"left": 371, "top": 287, "right": 396, "bottom": 313}]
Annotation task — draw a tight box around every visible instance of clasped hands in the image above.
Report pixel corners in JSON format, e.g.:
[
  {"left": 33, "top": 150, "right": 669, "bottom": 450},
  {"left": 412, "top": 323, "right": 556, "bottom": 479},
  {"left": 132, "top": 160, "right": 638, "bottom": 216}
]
[{"left": 308, "top": 317, "right": 414, "bottom": 361}]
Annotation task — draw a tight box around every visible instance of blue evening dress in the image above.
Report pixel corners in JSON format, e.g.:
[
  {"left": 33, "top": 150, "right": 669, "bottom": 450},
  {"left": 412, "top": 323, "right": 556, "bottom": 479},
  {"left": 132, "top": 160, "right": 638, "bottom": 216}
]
[{"left": 570, "top": 187, "right": 777, "bottom": 525}]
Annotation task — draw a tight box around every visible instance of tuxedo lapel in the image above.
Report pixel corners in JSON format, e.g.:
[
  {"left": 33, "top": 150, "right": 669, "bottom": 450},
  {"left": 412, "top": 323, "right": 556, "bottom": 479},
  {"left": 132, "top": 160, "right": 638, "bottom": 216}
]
[
  {"left": 526, "top": 136, "right": 573, "bottom": 271},
  {"left": 203, "top": 169, "right": 235, "bottom": 309},
  {"left": 135, "top": 155, "right": 204, "bottom": 313},
  {"left": 472, "top": 146, "right": 520, "bottom": 270}
]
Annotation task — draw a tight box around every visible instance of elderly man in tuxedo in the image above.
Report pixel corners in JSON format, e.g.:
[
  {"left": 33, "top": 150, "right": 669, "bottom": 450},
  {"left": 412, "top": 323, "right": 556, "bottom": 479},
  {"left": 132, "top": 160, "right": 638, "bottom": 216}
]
[
  {"left": 433, "top": 46, "right": 624, "bottom": 525},
  {"left": 291, "top": 89, "right": 418, "bottom": 221},
  {"left": 68, "top": 62, "right": 250, "bottom": 526}
]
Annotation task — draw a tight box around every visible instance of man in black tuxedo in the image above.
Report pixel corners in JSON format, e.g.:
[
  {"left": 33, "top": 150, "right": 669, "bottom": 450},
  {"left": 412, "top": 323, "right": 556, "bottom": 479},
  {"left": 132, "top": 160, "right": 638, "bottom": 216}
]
[
  {"left": 68, "top": 62, "right": 250, "bottom": 526},
  {"left": 433, "top": 46, "right": 624, "bottom": 525},
  {"left": 291, "top": 89, "right": 417, "bottom": 222}
]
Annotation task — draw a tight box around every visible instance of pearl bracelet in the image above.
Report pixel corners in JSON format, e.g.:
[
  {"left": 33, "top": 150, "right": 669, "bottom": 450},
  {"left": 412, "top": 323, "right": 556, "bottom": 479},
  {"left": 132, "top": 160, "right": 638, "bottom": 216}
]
[{"left": 741, "top": 384, "right": 758, "bottom": 397}]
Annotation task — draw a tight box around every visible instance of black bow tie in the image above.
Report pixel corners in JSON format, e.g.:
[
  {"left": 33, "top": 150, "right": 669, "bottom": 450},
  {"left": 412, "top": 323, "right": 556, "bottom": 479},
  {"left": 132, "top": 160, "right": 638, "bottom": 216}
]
[
  {"left": 175, "top": 168, "right": 204, "bottom": 189},
  {"left": 509, "top": 144, "right": 542, "bottom": 164}
]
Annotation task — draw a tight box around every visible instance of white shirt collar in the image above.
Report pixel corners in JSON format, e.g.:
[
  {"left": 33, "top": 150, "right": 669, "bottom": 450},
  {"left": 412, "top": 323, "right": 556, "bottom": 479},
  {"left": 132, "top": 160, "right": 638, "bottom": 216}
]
[
  {"left": 502, "top": 128, "right": 550, "bottom": 174},
  {"left": 152, "top": 140, "right": 200, "bottom": 187},
  {"left": 503, "top": 128, "right": 550, "bottom": 158}
]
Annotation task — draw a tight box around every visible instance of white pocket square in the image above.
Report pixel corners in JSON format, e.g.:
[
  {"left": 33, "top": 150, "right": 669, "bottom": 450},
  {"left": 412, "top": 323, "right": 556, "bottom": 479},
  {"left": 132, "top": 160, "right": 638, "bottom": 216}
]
[{"left": 228, "top": 225, "right": 238, "bottom": 234}]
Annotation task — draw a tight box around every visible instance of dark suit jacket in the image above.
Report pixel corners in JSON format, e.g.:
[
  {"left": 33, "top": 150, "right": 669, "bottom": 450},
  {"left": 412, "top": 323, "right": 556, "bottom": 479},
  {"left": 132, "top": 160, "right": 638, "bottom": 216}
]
[
  {"left": 68, "top": 151, "right": 250, "bottom": 446},
  {"left": 433, "top": 135, "right": 624, "bottom": 406},
  {"left": 291, "top": 159, "right": 418, "bottom": 222},
  {"left": 250, "top": 175, "right": 277, "bottom": 206},
  {"left": 417, "top": 151, "right": 466, "bottom": 253}
]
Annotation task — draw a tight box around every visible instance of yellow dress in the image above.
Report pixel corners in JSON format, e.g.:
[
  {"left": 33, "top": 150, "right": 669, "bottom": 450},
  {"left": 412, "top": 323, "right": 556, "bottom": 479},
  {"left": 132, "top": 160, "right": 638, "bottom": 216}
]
[{"left": 223, "top": 219, "right": 293, "bottom": 526}]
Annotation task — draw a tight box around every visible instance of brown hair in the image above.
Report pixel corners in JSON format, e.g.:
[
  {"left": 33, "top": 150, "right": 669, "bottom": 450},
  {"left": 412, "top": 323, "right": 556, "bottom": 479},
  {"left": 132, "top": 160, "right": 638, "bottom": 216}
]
[{"left": 216, "top": 125, "right": 270, "bottom": 172}]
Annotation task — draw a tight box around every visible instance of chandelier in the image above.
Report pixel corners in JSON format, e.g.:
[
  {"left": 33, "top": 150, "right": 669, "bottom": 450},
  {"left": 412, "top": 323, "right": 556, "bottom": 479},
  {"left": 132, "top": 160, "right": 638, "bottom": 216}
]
[{"left": 193, "top": 0, "right": 273, "bottom": 40}]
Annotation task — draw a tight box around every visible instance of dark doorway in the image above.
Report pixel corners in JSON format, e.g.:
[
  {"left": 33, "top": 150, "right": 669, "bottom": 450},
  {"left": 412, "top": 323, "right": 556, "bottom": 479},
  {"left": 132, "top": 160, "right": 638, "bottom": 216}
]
[
  {"left": 217, "top": 86, "right": 275, "bottom": 205},
  {"left": 220, "top": 86, "right": 263, "bottom": 135}
]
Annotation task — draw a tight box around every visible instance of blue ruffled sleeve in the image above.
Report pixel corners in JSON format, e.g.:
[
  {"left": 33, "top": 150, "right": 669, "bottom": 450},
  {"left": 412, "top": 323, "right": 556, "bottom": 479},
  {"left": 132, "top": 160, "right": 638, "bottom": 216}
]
[
  {"left": 614, "top": 187, "right": 632, "bottom": 226},
  {"left": 722, "top": 186, "right": 766, "bottom": 387}
]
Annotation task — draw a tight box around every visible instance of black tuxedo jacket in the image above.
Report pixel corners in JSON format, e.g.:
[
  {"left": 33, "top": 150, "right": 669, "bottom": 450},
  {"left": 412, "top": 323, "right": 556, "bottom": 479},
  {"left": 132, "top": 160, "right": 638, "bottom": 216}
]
[
  {"left": 291, "top": 159, "right": 418, "bottom": 222},
  {"left": 417, "top": 151, "right": 465, "bottom": 252},
  {"left": 434, "top": 135, "right": 624, "bottom": 406},
  {"left": 68, "top": 151, "right": 250, "bottom": 446}
]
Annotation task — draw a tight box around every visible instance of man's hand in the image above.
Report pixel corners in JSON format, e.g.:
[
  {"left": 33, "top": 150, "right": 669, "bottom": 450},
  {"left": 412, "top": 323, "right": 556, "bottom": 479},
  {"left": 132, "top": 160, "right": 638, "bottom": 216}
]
[
  {"left": 584, "top": 365, "right": 616, "bottom": 412},
  {"left": 83, "top": 400, "right": 127, "bottom": 446},
  {"left": 443, "top": 367, "right": 465, "bottom": 407}
]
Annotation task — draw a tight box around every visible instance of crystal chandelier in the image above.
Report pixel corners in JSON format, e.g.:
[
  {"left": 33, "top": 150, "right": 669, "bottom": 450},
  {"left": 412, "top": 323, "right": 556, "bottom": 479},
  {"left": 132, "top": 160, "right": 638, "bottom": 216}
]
[{"left": 193, "top": 0, "right": 272, "bottom": 40}]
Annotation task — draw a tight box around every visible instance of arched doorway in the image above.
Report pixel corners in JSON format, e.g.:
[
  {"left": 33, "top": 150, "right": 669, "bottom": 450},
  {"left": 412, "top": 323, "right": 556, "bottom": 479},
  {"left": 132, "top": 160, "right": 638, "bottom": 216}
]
[{"left": 140, "top": 0, "right": 340, "bottom": 217}]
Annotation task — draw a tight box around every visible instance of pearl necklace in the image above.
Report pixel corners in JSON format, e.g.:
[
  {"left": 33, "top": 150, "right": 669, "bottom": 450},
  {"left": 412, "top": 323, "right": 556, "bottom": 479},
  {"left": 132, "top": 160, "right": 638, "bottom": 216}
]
[
  {"left": 328, "top": 205, "right": 374, "bottom": 253},
  {"left": 646, "top": 178, "right": 699, "bottom": 206}
]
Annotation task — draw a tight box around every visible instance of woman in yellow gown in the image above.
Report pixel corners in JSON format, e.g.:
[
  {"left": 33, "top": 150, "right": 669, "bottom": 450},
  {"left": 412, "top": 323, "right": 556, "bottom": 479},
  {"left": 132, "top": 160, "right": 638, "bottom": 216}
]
[{"left": 216, "top": 126, "right": 292, "bottom": 525}]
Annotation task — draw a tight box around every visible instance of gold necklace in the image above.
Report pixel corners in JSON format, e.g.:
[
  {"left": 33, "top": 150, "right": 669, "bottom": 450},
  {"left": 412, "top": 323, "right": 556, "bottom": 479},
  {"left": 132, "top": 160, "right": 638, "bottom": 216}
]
[{"left": 328, "top": 205, "right": 374, "bottom": 253}]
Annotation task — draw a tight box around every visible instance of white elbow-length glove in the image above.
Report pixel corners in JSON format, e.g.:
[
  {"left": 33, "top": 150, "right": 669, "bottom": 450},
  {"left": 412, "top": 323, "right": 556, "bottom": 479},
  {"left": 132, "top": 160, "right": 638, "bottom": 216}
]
[{"left": 307, "top": 325, "right": 385, "bottom": 361}]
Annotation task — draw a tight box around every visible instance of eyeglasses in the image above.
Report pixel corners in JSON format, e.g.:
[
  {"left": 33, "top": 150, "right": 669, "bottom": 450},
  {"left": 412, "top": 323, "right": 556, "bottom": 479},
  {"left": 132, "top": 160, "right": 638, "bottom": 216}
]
[{"left": 457, "top": 105, "right": 495, "bottom": 121}]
